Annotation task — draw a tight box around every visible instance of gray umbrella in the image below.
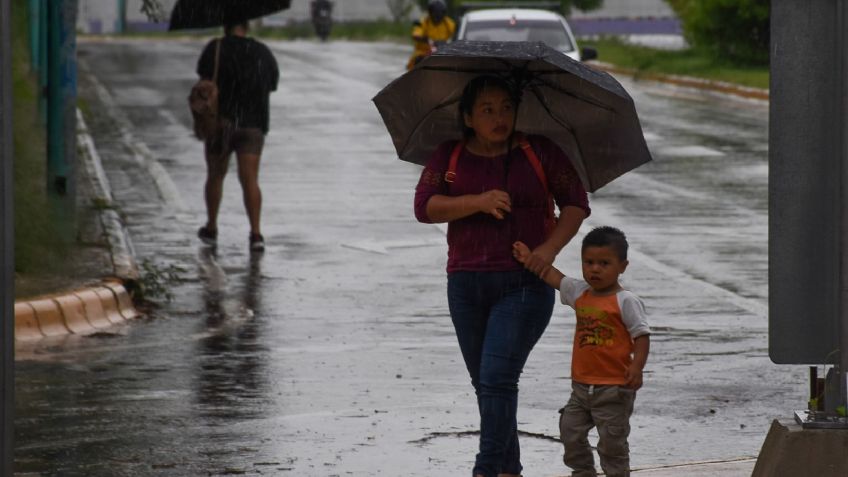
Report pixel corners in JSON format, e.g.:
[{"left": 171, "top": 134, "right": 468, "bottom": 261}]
[{"left": 372, "top": 40, "right": 652, "bottom": 192}]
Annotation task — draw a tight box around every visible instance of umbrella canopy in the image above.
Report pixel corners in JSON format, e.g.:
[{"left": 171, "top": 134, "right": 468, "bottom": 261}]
[
  {"left": 372, "top": 41, "right": 652, "bottom": 192},
  {"left": 169, "top": 0, "right": 291, "bottom": 31}
]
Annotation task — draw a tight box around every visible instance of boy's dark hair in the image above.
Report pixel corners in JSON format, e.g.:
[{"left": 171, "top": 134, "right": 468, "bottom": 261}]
[{"left": 582, "top": 226, "right": 628, "bottom": 261}]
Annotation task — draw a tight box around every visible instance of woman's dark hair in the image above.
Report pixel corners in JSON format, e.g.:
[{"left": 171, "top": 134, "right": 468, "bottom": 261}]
[{"left": 457, "top": 75, "right": 515, "bottom": 138}]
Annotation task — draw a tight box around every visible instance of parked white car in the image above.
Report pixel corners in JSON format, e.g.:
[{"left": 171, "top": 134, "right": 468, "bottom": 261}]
[{"left": 456, "top": 8, "right": 597, "bottom": 61}]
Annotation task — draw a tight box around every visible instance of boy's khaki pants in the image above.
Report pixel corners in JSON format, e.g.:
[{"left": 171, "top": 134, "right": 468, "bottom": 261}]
[{"left": 559, "top": 382, "right": 636, "bottom": 477}]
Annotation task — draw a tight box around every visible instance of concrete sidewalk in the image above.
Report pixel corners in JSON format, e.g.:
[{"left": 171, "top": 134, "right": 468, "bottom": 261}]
[{"left": 629, "top": 458, "right": 756, "bottom": 476}]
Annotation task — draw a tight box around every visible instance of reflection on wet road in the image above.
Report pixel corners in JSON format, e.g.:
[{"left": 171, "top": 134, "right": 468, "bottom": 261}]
[{"left": 14, "top": 39, "right": 802, "bottom": 476}]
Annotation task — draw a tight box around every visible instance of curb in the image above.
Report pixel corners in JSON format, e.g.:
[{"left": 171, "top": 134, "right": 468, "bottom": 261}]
[
  {"left": 13, "top": 110, "right": 142, "bottom": 343},
  {"left": 77, "top": 108, "right": 140, "bottom": 281},
  {"left": 591, "top": 61, "right": 769, "bottom": 102},
  {"left": 14, "top": 281, "right": 141, "bottom": 342}
]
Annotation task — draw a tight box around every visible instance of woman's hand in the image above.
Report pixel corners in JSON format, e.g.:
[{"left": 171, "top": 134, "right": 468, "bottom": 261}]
[
  {"left": 476, "top": 189, "right": 511, "bottom": 220},
  {"left": 423, "top": 190, "right": 510, "bottom": 223}
]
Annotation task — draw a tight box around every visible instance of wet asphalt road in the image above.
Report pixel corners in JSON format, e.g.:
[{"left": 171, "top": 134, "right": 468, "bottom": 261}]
[{"left": 15, "top": 38, "right": 803, "bottom": 476}]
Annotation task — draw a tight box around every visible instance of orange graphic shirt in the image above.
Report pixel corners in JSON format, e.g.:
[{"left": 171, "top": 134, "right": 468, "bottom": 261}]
[{"left": 560, "top": 277, "right": 650, "bottom": 385}]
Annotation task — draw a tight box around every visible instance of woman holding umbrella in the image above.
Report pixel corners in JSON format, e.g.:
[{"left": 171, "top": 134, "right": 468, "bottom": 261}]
[{"left": 413, "top": 75, "right": 590, "bottom": 477}]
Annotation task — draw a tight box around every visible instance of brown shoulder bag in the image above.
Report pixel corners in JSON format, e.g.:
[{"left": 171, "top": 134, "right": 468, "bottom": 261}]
[{"left": 188, "top": 39, "right": 221, "bottom": 141}]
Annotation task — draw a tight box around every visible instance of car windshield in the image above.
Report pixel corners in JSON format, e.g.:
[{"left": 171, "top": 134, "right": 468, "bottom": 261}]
[{"left": 463, "top": 19, "right": 575, "bottom": 52}]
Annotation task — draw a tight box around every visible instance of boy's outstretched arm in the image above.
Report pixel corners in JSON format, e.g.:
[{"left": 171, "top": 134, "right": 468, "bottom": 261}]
[
  {"left": 625, "top": 334, "right": 650, "bottom": 390},
  {"left": 512, "top": 241, "right": 565, "bottom": 289}
]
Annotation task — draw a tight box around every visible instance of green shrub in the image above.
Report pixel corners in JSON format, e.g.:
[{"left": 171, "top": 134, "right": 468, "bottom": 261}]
[
  {"left": 11, "top": 0, "right": 71, "bottom": 277},
  {"left": 666, "top": 0, "right": 769, "bottom": 66}
]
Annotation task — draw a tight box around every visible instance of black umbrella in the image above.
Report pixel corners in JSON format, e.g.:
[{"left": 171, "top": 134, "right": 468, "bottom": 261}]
[
  {"left": 168, "top": 0, "right": 291, "bottom": 31},
  {"left": 372, "top": 40, "right": 652, "bottom": 192}
]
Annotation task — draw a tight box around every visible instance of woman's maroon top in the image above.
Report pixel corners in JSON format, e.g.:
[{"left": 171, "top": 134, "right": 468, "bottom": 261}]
[{"left": 414, "top": 135, "right": 590, "bottom": 273}]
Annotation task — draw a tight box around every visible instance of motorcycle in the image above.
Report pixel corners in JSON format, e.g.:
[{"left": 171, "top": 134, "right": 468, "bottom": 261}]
[{"left": 310, "top": 0, "right": 333, "bottom": 42}]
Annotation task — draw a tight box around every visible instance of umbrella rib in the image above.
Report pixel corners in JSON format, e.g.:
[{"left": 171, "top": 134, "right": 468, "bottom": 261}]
[
  {"left": 528, "top": 85, "right": 575, "bottom": 135},
  {"left": 399, "top": 96, "right": 460, "bottom": 158},
  {"left": 533, "top": 75, "right": 615, "bottom": 112},
  {"left": 527, "top": 85, "right": 595, "bottom": 191}
]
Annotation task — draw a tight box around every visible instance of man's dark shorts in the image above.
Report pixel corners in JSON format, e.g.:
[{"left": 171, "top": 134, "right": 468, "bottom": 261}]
[{"left": 204, "top": 119, "right": 265, "bottom": 166}]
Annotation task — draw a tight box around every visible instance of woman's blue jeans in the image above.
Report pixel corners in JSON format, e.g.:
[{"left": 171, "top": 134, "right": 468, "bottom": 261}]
[{"left": 447, "top": 270, "right": 554, "bottom": 477}]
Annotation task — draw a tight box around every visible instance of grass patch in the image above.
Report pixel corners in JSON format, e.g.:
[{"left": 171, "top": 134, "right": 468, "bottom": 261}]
[
  {"left": 11, "top": 0, "right": 79, "bottom": 296},
  {"left": 582, "top": 37, "right": 769, "bottom": 90}
]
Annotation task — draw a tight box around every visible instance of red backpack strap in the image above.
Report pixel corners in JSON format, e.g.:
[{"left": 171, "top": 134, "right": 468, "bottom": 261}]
[
  {"left": 517, "top": 133, "right": 557, "bottom": 234},
  {"left": 516, "top": 134, "right": 549, "bottom": 196},
  {"left": 444, "top": 136, "right": 548, "bottom": 195},
  {"left": 444, "top": 140, "right": 464, "bottom": 183}
]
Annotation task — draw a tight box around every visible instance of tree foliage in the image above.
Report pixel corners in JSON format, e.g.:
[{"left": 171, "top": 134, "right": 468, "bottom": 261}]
[
  {"left": 665, "top": 0, "right": 769, "bottom": 65},
  {"left": 140, "top": 0, "right": 166, "bottom": 22}
]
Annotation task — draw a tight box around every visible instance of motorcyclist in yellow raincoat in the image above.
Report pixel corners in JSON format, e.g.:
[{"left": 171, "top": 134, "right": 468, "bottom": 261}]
[{"left": 407, "top": 0, "right": 456, "bottom": 70}]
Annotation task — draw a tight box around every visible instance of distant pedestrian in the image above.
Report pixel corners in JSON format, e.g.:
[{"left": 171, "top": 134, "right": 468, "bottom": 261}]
[
  {"left": 414, "top": 75, "right": 590, "bottom": 477},
  {"left": 195, "top": 21, "right": 279, "bottom": 252},
  {"left": 406, "top": 0, "right": 455, "bottom": 69},
  {"left": 513, "top": 226, "right": 651, "bottom": 477}
]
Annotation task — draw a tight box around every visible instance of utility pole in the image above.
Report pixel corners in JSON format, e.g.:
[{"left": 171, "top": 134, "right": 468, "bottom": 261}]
[
  {"left": 754, "top": 0, "right": 848, "bottom": 473},
  {"left": 769, "top": 0, "right": 848, "bottom": 421},
  {"left": 0, "top": 0, "right": 15, "bottom": 473},
  {"left": 117, "top": 0, "right": 127, "bottom": 33},
  {"left": 46, "top": 0, "right": 77, "bottom": 217}
]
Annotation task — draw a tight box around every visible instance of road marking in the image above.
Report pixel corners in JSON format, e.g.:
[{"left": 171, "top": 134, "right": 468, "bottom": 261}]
[
  {"left": 341, "top": 237, "right": 445, "bottom": 255},
  {"left": 658, "top": 145, "right": 725, "bottom": 157},
  {"left": 584, "top": 207, "right": 768, "bottom": 319}
]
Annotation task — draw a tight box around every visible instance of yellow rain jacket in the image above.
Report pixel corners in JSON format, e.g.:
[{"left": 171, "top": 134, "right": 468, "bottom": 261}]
[{"left": 407, "top": 15, "right": 456, "bottom": 70}]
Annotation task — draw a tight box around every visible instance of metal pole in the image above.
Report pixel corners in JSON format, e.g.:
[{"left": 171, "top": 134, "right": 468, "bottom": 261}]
[
  {"left": 46, "top": 0, "right": 77, "bottom": 202},
  {"left": 0, "top": 0, "right": 16, "bottom": 472},
  {"left": 28, "top": 0, "right": 40, "bottom": 72},
  {"left": 117, "top": 0, "right": 126, "bottom": 33},
  {"left": 38, "top": 0, "right": 47, "bottom": 123},
  {"left": 47, "top": 0, "right": 64, "bottom": 194},
  {"left": 839, "top": 0, "right": 848, "bottom": 415}
]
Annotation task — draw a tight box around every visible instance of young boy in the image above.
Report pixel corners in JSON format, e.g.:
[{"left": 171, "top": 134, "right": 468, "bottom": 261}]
[{"left": 513, "top": 226, "right": 650, "bottom": 477}]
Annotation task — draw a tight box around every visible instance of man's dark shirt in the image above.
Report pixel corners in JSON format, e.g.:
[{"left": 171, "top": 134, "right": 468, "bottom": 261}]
[{"left": 197, "top": 36, "right": 279, "bottom": 134}]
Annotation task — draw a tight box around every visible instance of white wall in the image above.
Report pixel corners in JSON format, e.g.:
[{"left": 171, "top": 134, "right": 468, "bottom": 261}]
[
  {"left": 570, "top": 0, "right": 675, "bottom": 19},
  {"left": 265, "top": 0, "right": 417, "bottom": 24}
]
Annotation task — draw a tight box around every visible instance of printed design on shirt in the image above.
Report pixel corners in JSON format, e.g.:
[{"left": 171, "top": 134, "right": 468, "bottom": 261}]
[
  {"left": 420, "top": 168, "right": 445, "bottom": 188},
  {"left": 575, "top": 305, "right": 616, "bottom": 348}
]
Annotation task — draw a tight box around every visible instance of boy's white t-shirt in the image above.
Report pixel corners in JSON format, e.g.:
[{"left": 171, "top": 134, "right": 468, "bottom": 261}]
[{"left": 559, "top": 276, "right": 651, "bottom": 339}]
